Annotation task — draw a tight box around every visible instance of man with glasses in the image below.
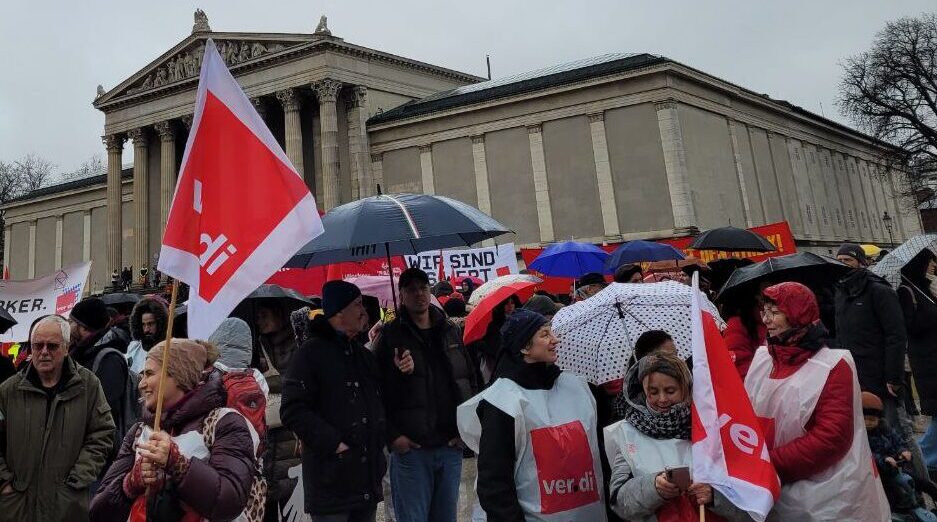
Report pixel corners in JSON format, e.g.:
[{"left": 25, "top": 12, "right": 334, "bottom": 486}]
[
  {"left": 375, "top": 268, "right": 480, "bottom": 522},
  {"left": 0, "top": 315, "right": 114, "bottom": 520}
]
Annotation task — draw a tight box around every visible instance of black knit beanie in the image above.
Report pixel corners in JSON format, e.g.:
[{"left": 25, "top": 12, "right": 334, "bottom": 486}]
[
  {"left": 500, "top": 309, "right": 548, "bottom": 359},
  {"left": 322, "top": 280, "right": 362, "bottom": 318}
]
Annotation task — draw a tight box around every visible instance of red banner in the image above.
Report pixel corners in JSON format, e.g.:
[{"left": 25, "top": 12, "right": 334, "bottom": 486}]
[
  {"left": 266, "top": 257, "right": 408, "bottom": 297},
  {"left": 521, "top": 222, "right": 797, "bottom": 296}
]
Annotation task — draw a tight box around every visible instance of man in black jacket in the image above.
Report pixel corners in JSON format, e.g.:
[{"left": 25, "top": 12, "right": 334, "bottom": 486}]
[
  {"left": 374, "top": 268, "right": 480, "bottom": 522},
  {"left": 835, "top": 243, "right": 908, "bottom": 423},
  {"left": 281, "top": 280, "right": 386, "bottom": 522}
]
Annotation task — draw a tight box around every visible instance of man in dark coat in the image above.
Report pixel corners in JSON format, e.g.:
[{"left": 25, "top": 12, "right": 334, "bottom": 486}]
[
  {"left": 374, "top": 268, "right": 480, "bottom": 522},
  {"left": 835, "top": 243, "right": 908, "bottom": 427},
  {"left": 281, "top": 281, "right": 386, "bottom": 522}
]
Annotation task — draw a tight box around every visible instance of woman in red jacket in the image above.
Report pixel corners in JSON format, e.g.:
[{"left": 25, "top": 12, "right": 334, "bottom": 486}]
[
  {"left": 721, "top": 290, "right": 766, "bottom": 379},
  {"left": 744, "top": 282, "right": 888, "bottom": 521}
]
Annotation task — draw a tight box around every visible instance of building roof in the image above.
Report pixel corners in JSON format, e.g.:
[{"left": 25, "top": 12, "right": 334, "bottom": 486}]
[
  {"left": 368, "top": 53, "right": 666, "bottom": 125},
  {"left": 6, "top": 167, "right": 132, "bottom": 204}
]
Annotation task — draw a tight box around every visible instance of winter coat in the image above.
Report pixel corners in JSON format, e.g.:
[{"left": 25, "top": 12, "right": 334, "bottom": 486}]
[
  {"left": 723, "top": 313, "right": 766, "bottom": 379},
  {"left": 90, "top": 370, "right": 258, "bottom": 521},
  {"left": 898, "top": 282, "right": 937, "bottom": 415},
  {"left": 374, "top": 305, "right": 479, "bottom": 447},
  {"left": 0, "top": 357, "right": 115, "bottom": 522},
  {"left": 280, "top": 316, "right": 386, "bottom": 516},
  {"left": 867, "top": 422, "right": 908, "bottom": 468},
  {"left": 756, "top": 328, "right": 855, "bottom": 483},
  {"left": 70, "top": 326, "right": 130, "bottom": 417},
  {"left": 605, "top": 363, "right": 750, "bottom": 522},
  {"left": 834, "top": 269, "right": 907, "bottom": 398}
]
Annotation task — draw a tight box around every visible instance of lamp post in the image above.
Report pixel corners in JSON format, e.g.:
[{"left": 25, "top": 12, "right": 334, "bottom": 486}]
[{"left": 882, "top": 211, "right": 895, "bottom": 247}]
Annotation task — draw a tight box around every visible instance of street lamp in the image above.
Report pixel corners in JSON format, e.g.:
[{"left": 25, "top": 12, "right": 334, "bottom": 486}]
[{"left": 882, "top": 211, "right": 895, "bottom": 247}]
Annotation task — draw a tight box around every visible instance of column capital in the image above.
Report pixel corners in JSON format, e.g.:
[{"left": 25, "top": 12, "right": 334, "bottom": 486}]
[
  {"left": 587, "top": 111, "right": 605, "bottom": 123},
  {"left": 181, "top": 115, "right": 194, "bottom": 129},
  {"left": 276, "top": 88, "right": 301, "bottom": 112},
  {"left": 154, "top": 121, "right": 176, "bottom": 142},
  {"left": 128, "top": 127, "right": 147, "bottom": 145},
  {"left": 419, "top": 145, "right": 432, "bottom": 153},
  {"left": 471, "top": 134, "right": 485, "bottom": 145},
  {"left": 655, "top": 99, "right": 678, "bottom": 111},
  {"left": 525, "top": 124, "right": 542, "bottom": 135},
  {"left": 346, "top": 85, "right": 368, "bottom": 109},
  {"left": 370, "top": 153, "right": 383, "bottom": 163},
  {"left": 313, "top": 78, "right": 342, "bottom": 103},
  {"left": 251, "top": 97, "right": 267, "bottom": 115},
  {"left": 102, "top": 134, "right": 125, "bottom": 153}
]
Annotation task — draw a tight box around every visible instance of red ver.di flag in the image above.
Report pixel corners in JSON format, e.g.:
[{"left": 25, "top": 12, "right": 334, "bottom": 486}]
[
  {"left": 690, "top": 272, "right": 779, "bottom": 521},
  {"left": 159, "top": 40, "right": 323, "bottom": 339}
]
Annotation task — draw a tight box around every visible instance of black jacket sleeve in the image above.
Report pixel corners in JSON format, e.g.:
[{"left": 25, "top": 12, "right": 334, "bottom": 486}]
[
  {"left": 873, "top": 283, "right": 908, "bottom": 386},
  {"left": 281, "top": 344, "right": 342, "bottom": 454},
  {"left": 372, "top": 330, "right": 404, "bottom": 445},
  {"left": 476, "top": 400, "right": 524, "bottom": 522}
]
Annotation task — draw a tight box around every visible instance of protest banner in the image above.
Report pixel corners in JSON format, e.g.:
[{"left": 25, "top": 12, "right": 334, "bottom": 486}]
[
  {"left": 0, "top": 262, "right": 92, "bottom": 342},
  {"left": 405, "top": 243, "right": 518, "bottom": 286}
]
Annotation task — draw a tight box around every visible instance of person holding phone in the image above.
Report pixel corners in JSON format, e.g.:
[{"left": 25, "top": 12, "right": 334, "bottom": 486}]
[{"left": 605, "top": 352, "right": 752, "bottom": 522}]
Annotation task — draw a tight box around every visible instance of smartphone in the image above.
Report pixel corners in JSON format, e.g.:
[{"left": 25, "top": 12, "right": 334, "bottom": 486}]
[{"left": 666, "top": 466, "right": 691, "bottom": 492}]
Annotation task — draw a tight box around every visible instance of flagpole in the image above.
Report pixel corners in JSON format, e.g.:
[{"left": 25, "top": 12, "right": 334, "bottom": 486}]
[
  {"left": 699, "top": 503, "right": 705, "bottom": 521},
  {"left": 153, "top": 279, "right": 180, "bottom": 433}
]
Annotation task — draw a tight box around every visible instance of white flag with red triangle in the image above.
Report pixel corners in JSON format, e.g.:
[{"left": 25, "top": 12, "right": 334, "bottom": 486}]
[
  {"left": 158, "top": 40, "right": 323, "bottom": 339},
  {"left": 690, "top": 273, "right": 780, "bottom": 522}
]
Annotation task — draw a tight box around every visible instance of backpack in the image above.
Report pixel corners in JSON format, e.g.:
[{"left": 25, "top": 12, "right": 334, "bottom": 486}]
[
  {"left": 203, "top": 407, "right": 268, "bottom": 522},
  {"left": 92, "top": 347, "right": 141, "bottom": 442},
  {"left": 220, "top": 369, "right": 268, "bottom": 455}
]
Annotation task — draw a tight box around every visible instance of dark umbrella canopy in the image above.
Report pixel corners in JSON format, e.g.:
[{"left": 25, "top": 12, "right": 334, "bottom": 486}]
[
  {"left": 286, "top": 193, "right": 512, "bottom": 267},
  {"left": 99, "top": 293, "right": 142, "bottom": 307},
  {"left": 0, "top": 308, "right": 16, "bottom": 335},
  {"left": 689, "top": 226, "right": 776, "bottom": 252},
  {"left": 717, "top": 252, "right": 850, "bottom": 300},
  {"left": 604, "top": 240, "right": 685, "bottom": 270}
]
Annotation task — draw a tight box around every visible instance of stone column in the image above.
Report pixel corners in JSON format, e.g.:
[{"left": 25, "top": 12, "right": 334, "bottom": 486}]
[
  {"left": 276, "top": 88, "right": 304, "bottom": 178},
  {"left": 346, "top": 86, "right": 373, "bottom": 198},
  {"left": 103, "top": 134, "right": 125, "bottom": 276},
  {"left": 154, "top": 121, "right": 177, "bottom": 235},
  {"left": 128, "top": 128, "right": 149, "bottom": 277},
  {"left": 419, "top": 145, "right": 436, "bottom": 195},
  {"left": 314, "top": 79, "right": 343, "bottom": 209},
  {"left": 371, "top": 153, "right": 384, "bottom": 192},
  {"left": 655, "top": 101, "right": 696, "bottom": 230},
  {"left": 727, "top": 120, "right": 754, "bottom": 228},
  {"left": 54, "top": 217, "right": 63, "bottom": 270},
  {"left": 470, "top": 136, "right": 492, "bottom": 214},
  {"left": 587, "top": 112, "right": 621, "bottom": 239},
  {"left": 3, "top": 225, "right": 10, "bottom": 275},
  {"left": 27, "top": 221, "right": 36, "bottom": 279},
  {"left": 526, "top": 124, "right": 555, "bottom": 243},
  {"left": 82, "top": 211, "right": 92, "bottom": 262}
]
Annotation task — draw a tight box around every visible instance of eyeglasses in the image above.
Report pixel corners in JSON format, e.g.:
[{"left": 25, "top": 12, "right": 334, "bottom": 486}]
[{"left": 32, "top": 342, "right": 62, "bottom": 353}]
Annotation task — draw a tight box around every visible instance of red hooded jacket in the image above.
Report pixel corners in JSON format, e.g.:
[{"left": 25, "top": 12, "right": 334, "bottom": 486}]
[{"left": 760, "top": 283, "right": 855, "bottom": 484}]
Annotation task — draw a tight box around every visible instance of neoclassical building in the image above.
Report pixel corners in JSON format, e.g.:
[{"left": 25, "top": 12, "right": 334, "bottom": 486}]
[{"left": 2, "top": 11, "right": 922, "bottom": 293}]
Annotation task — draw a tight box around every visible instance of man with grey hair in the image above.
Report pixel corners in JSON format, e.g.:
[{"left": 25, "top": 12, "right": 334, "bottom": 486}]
[{"left": 0, "top": 315, "right": 115, "bottom": 520}]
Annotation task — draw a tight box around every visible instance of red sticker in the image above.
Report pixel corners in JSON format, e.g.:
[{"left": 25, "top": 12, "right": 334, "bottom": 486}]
[{"left": 530, "top": 421, "right": 599, "bottom": 514}]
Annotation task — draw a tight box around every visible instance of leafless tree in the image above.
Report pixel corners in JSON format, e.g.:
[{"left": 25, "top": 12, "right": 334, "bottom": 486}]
[
  {"left": 839, "top": 13, "right": 937, "bottom": 203},
  {"left": 60, "top": 155, "right": 104, "bottom": 182},
  {"left": 0, "top": 154, "right": 55, "bottom": 270}
]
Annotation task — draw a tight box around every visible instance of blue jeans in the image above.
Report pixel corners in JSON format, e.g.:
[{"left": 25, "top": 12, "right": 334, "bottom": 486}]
[
  {"left": 390, "top": 446, "right": 462, "bottom": 522},
  {"left": 919, "top": 419, "right": 937, "bottom": 471}
]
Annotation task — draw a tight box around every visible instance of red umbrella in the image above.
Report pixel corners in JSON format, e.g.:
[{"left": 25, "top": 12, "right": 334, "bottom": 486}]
[{"left": 463, "top": 280, "right": 538, "bottom": 345}]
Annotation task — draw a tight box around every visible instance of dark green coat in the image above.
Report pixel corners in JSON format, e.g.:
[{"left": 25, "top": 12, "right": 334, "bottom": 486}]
[{"left": 0, "top": 357, "right": 115, "bottom": 522}]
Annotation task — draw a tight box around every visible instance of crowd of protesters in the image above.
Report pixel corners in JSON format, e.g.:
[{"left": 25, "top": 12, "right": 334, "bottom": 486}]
[{"left": 2, "top": 241, "right": 937, "bottom": 521}]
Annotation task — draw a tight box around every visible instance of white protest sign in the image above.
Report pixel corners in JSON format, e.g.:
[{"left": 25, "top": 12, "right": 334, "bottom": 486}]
[
  {"left": 405, "top": 243, "right": 518, "bottom": 286},
  {"left": 0, "top": 262, "right": 92, "bottom": 342}
]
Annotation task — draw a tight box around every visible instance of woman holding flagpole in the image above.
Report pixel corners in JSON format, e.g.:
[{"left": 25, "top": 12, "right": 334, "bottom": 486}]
[
  {"left": 604, "top": 352, "right": 752, "bottom": 522},
  {"left": 89, "top": 339, "right": 263, "bottom": 521},
  {"left": 744, "top": 282, "right": 888, "bottom": 521}
]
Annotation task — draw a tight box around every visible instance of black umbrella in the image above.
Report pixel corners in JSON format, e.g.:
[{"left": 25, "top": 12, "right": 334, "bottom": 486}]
[
  {"left": 716, "top": 252, "right": 850, "bottom": 300},
  {"left": 0, "top": 308, "right": 16, "bottom": 336},
  {"left": 233, "top": 284, "right": 312, "bottom": 314},
  {"left": 286, "top": 191, "right": 512, "bottom": 308},
  {"left": 99, "top": 293, "right": 142, "bottom": 307},
  {"left": 689, "top": 226, "right": 776, "bottom": 252}
]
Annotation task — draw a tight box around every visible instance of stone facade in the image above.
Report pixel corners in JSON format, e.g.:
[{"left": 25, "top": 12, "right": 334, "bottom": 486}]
[{"left": 1, "top": 15, "right": 923, "bottom": 293}]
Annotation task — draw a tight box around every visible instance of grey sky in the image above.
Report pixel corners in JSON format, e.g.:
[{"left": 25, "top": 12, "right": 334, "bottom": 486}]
[{"left": 0, "top": 1, "right": 932, "bottom": 175}]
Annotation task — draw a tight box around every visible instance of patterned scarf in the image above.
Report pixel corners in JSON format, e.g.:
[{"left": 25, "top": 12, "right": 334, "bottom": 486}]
[{"left": 623, "top": 399, "right": 692, "bottom": 440}]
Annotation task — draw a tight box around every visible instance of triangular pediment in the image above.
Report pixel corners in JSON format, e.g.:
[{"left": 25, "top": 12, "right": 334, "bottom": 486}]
[{"left": 94, "top": 32, "right": 316, "bottom": 107}]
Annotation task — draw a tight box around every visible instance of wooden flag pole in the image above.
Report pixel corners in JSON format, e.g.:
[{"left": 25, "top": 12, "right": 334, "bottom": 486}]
[
  {"left": 153, "top": 279, "right": 180, "bottom": 433},
  {"left": 699, "top": 503, "right": 705, "bottom": 521}
]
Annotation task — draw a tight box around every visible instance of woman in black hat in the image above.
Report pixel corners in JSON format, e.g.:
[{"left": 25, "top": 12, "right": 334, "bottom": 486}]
[{"left": 457, "top": 309, "right": 606, "bottom": 521}]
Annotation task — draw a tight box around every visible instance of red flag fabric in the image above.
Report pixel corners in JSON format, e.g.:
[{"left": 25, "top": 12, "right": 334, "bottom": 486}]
[
  {"left": 158, "top": 40, "right": 323, "bottom": 339},
  {"left": 690, "top": 273, "right": 779, "bottom": 521}
]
